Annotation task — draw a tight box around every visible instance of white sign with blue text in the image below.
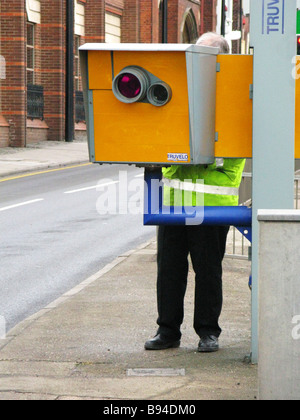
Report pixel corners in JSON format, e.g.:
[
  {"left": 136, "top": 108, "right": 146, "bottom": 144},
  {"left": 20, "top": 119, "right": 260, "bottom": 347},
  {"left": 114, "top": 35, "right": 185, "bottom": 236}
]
[{"left": 262, "top": 0, "right": 285, "bottom": 35}]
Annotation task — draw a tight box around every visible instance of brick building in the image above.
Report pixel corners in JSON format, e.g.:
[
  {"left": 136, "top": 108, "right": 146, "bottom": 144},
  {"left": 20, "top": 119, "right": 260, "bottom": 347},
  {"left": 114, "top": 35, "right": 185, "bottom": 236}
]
[
  {"left": 201, "top": 0, "right": 248, "bottom": 54},
  {"left": 0, "top": 0, "right": 246, "bottom": 148}
]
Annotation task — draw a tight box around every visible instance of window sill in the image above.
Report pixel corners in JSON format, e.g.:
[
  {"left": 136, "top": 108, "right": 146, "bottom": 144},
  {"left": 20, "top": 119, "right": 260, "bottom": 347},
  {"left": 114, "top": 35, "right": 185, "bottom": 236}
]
[{"left": 27, "top": 119, "right": 49, "bottom": 129}]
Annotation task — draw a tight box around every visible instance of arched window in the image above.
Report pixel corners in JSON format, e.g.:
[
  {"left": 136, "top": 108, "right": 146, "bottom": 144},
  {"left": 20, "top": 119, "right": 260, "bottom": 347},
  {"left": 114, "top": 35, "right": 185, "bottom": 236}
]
[{"left": 181, "top": 9, "right": 198, "bottom": 44}]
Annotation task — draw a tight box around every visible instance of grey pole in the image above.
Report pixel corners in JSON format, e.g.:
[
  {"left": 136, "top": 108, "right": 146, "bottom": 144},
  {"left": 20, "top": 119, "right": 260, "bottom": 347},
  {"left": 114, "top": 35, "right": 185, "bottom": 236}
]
[
  {"left": 162, "top": 0, "right": 168, "bottom": 43},
  {"left": 221, "top": 0, "right": 226, "bottom": 36},
  {"left": 250, "top": 1, "right": 296, "bottom": 364}
]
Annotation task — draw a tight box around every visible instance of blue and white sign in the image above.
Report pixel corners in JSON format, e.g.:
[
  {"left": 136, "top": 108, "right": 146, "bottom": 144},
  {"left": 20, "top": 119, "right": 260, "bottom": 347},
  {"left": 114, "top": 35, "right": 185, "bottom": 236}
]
[
  {"left": 167, "top": 153, "right": 189, "bottom": 162},
  {"left": 262, "top": 0, "right": 285, "bottom": 35}
]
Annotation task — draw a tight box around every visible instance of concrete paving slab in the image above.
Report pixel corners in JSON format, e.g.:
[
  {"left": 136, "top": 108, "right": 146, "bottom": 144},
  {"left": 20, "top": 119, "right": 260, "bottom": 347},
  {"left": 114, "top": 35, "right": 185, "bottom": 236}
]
[
  {"left": 0, "top": 140, "right": 89, "bottom": 178},
  {"left": 0, "top": 240, "right": 257, "bottom": 400}
]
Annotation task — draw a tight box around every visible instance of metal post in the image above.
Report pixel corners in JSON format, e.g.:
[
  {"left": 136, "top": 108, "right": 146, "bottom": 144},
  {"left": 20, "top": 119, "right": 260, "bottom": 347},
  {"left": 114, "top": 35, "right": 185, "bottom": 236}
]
[
  {"left": 66, "top": 0, "right": 74, "bottom": 142},
  {"left": 250, "top": 1, "right": 296, "bottom": 364},
  {"left": 162, "top": 0, "right": 168, "bottom": 43},
  {"left": 221, "top": 0, "right": 226, "bottom": 36}
]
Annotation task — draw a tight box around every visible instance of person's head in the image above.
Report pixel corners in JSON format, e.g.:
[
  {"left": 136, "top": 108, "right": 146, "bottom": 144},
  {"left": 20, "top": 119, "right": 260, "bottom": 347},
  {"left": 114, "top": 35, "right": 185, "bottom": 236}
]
[{"left": 196, "top": 32, "right": 229, "bottom": 54}]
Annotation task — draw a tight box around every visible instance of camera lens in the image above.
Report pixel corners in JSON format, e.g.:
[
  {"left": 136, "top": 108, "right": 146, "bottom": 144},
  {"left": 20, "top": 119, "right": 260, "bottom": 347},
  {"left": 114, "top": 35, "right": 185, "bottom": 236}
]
[
  {"left": 147, "top": 82, "right": 172, "bottom": 107},
  {"left": 117, "top": 73, "right": 141, "bottom": 99},
  {"left": 152, "top": 85, "right": 168, "bottom": 103},
  {"left": 112, "top": 66, "right": 149, "bottom": 104}
]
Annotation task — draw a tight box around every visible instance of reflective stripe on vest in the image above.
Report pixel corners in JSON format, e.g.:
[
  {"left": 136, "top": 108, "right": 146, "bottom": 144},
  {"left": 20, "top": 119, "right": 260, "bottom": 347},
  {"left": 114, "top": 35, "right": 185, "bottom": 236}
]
[{"left": 162, "top": 177, "right": 239, "bottom": 196}]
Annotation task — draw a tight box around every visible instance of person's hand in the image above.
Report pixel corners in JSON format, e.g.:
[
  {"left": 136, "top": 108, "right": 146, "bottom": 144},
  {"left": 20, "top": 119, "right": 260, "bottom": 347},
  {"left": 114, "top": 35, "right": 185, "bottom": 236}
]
[{"left": 145, "top": 165, "right": 163, "bottom": 172}]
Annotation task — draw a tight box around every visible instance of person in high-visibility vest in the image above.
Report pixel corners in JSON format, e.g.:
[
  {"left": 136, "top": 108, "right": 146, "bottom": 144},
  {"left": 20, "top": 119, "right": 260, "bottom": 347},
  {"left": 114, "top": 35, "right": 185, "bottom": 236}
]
[{"left": 145, "top": 33, "right": 246, "bottom": 353}]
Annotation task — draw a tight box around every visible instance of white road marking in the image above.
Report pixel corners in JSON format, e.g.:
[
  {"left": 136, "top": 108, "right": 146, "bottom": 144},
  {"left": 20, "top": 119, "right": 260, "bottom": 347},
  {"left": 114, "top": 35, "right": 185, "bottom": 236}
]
[
  {"left": 64, "top": 181, "right": 119, "bottom": 194},
  {"left": 0, "top": 199, "right": 44, "bottom": 212}
]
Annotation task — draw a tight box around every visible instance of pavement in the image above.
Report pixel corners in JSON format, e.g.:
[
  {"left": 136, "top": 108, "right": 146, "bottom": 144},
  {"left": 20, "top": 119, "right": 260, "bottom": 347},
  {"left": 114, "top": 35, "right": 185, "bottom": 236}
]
[
  {"left": 0, "top": 140, "right": 90, "bottom": 179},
  {"left": 0, "top": 140, "right": 258, "bottom": 401}
]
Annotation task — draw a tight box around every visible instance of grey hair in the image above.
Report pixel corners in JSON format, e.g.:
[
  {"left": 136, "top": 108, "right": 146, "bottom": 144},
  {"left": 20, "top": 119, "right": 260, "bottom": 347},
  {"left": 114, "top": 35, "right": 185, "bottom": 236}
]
[{"left": 196, "top": 32, "right": 230, "bottom": 54}]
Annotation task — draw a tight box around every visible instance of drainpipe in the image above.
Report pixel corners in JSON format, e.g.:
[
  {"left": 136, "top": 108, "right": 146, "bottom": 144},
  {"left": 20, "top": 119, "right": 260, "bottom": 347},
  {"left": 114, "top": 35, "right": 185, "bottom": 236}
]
[
  {"left": 162, "top": 0, "right": 168, "bottom": 43},
  {"left": 157, "top": 0, "right": 168, "bottom": 243},
  {"left": 65, "top": 0, "right": 74, "bottom": 142},
  {"left": 221, "top": 0, "right": 226, "bottom": 36}
]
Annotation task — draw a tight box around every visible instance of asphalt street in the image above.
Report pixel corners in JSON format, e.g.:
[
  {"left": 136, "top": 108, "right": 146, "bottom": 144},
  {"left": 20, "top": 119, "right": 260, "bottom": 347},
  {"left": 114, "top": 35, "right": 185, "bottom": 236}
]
[{"left": 0, "top": 163, "right": 156, "bottom": 331}]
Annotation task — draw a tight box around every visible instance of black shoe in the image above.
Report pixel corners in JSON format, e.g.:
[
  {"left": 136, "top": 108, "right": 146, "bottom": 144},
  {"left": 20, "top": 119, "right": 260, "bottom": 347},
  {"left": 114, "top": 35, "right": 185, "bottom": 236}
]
[
  {"left": 145, "top": 334, "right": 181, "bottom": 351},
  {"left": 198, "top": 335, "right": 219, "bottom": 353}
]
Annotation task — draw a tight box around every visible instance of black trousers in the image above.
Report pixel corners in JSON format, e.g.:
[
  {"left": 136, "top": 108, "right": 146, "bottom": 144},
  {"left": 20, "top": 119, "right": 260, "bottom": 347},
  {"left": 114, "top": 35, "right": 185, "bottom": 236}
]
[{"left": 156, "top": 225, "right": 229, "bottom": 340}]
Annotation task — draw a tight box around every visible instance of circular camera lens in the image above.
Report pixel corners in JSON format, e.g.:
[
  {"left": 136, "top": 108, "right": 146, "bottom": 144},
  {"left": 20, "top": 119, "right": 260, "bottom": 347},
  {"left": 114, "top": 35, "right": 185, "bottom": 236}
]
[
  {"left": 147, "top": 82, "right": 172, "bottom": 107},
  {"left": 117, "top": 73, "right": 142, "bottom": 99},
  {"left": 152, "top": 85, "right": 168, "bottom": 103},
  {"left": 113, "top": 66, "right": 150, "bottom": 103}
]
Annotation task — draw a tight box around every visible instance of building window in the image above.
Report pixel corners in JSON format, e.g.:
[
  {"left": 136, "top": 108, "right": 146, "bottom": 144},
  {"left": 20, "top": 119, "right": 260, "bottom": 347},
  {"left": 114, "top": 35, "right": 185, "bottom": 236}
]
[
  {"left": 75, "top": 0, "right": 85, "bottom": 36},
  {"left": 27, "top": 84, "right": 44, "bottom": 120},
  {"left": 181, "top": 10, "right": 198, "bottom": 44},
  {"left": 105, "top": 13, "right": 121, "bottom": 43},
  {"left": 26, "top": 0, "right": 41, "bottom": 24},
  {"left": 74, "top": 36, "right": 80, "bottom": 91},
  {"left": 27, "top": 22, "right": 35, "bottom": 84},
  {"left": 74, "top": 36, "right": 85, "bottom": 123}
]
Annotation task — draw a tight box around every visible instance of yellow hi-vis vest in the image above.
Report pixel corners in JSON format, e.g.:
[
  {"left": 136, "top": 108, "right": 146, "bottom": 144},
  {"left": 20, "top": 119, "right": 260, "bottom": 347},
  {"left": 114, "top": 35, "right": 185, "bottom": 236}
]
[{"left": 162, "top": 158, "right": 246, "bottom": 207}]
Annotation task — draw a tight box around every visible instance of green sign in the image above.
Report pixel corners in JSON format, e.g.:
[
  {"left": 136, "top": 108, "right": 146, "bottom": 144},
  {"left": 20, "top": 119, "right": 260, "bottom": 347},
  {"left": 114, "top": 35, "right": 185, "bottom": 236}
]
[{"left": 297, "top": 9, "right": 300, "bottom": 34}]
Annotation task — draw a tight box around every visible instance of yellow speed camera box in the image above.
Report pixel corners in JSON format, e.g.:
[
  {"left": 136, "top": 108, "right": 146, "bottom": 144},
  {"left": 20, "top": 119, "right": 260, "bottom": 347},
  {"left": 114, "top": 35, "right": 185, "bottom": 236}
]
[{"left": 79, "top": 43, "right": 219, "bottom": 166}]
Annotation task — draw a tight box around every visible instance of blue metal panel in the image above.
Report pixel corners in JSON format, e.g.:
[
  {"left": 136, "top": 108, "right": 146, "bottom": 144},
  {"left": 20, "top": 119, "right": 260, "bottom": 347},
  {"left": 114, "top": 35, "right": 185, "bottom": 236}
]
[{"left": 143, "top": 169, "right": 252, "bottom": 238}]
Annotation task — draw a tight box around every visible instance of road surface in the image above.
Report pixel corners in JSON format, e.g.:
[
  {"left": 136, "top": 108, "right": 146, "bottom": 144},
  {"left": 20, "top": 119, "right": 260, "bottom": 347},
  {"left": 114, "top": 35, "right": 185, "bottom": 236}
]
[{"left": 0, "top": 163, "right": 156, "bottom": 331}]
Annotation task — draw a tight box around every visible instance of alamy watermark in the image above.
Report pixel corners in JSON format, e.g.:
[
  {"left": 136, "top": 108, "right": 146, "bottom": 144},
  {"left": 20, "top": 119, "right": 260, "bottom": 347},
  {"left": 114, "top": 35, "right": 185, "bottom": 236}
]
[
  {"left": 292, "top": 315, "right": 300, "bottom": 340},
  {"left": 95, "top": 171, "right": 204, "bottom": 226},
  {"left": 0, "top": 316, "right": 6, "bottom": 340},
  {"left": 292, "top": 56, "right": 300, "bottom": 80}
]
